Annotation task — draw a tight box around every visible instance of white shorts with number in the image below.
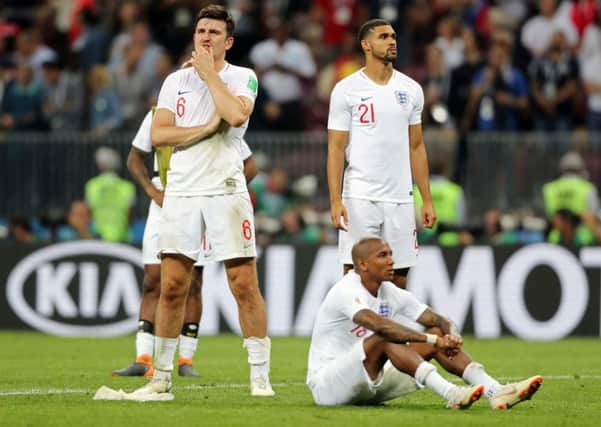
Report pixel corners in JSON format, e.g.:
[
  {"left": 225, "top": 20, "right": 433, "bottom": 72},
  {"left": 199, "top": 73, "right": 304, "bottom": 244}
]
[
  {"left": 307, "top": 341, "right": 419, "bottom": 406},
  {"left": 338, "top": 198, "right": 418, "bottom": 269},
  {"left": 159, "top": 192, "right": 256, "bottom": 262},
  {"left": 142, "top": 200, "right": 213, "bottom": 266}
]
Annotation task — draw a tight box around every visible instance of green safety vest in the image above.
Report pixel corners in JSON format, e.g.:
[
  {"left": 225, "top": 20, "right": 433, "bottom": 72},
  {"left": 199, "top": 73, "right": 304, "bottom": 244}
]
[
  {"left": 414, "top": 179, "right": 463, "bottom": 246},
  {"left": 543, "top": 177, "right": 596, "bottom": 244},
  {"left": 543, "top": 177, "right": 595, "bottom": 217},
  {"left": 85, "top": 173, "right": 135, "bottom": 242}
]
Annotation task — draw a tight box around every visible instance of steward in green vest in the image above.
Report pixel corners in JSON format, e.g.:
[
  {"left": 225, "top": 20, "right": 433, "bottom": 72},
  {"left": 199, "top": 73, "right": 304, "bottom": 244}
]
[
  {"left": 414, "top": 160, "right": 466, "bottom": 246},
  {"left": 85, "top": 147, "right": 135, "bottom": 242},
  {"left": 543, "top": 151, "right": 600, "bottom": 245}
]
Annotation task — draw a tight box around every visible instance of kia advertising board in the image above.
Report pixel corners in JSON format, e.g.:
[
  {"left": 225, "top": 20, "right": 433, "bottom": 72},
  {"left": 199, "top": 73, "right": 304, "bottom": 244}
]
[
  {"left": 1, "top": 242, "right": 599, "bottom": 339},
  {"left": 2, "top": 241, "right": 144, "bottom": 336}
]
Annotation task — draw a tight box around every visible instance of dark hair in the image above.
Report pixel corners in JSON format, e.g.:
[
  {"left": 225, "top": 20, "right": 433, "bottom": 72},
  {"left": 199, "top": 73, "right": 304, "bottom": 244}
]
[
  {"left": 195, "top": 5, "right": 235, "bottom": 37},
  {"left": 357, "top": 19, "right": 391, "bottom": 44}
]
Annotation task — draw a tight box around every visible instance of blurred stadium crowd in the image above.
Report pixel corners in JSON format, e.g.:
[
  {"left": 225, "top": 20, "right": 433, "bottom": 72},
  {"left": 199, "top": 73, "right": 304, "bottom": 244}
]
[{"left": 2, "top": 0, "right": 601, "bottom": 247}]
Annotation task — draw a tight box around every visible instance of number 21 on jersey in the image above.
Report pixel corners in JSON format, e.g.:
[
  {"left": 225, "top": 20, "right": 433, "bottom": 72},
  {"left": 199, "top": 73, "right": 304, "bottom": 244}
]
[{"left": 357, "top": 103, "right": 375, "bottom": 124}]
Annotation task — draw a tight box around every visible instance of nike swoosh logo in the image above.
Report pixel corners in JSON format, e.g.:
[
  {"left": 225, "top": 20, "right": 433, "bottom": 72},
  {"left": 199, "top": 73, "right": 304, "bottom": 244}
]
[
  {"left": 178, "top": 90, "right": 192, "bottom": 95},
  {"left": 361, "top": 96, "right": 372, "bottom": 101}
]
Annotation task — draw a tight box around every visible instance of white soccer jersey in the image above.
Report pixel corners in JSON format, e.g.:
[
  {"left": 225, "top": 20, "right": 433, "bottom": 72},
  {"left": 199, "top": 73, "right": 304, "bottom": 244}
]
[
  {"left": 131, "top": 109, "right": 254, "bottom": 192},
  {"left": 328, "top": 69, "right": 424, "bottom": 203},
  {"left": 306, "top": 270, "right": 427, "bottom": 381},
  {"left": 156, "top": 64, "right": 258, "bottom": 196}
]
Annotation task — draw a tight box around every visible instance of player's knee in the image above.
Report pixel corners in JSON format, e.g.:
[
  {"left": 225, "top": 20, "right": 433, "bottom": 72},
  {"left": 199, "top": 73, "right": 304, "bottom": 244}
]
[
  {"left": 142, "top": 267, "right": 161, "bottom": 297},
  {"left": 142, "top": 276, "right": 160, "bottom": 298},
  {"left": 160, "top": 275, "right": 188, "bottom": 305},
  {"left": 229, "top": 277, "right": 259, "bottom": 305}
]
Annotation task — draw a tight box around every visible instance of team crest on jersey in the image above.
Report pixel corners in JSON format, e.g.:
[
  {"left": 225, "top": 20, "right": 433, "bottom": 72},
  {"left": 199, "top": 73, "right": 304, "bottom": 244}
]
[
  {"left": 395, "top": 90, "right": 409, "bottom": 106},
  {"left": 378, "top": 302, "right": 391, "bottom": 318}
]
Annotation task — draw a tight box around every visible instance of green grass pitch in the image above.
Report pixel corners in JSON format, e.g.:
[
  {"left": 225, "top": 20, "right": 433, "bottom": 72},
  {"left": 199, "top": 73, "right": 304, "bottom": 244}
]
[{"left": 0, "top": 333, "right": 599, "bottom": 426}]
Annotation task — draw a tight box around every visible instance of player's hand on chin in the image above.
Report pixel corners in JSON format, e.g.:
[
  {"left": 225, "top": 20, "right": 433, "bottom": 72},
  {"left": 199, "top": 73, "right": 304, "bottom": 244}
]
[{"left": 192, "top": 48, "right": 214, "bottom": 80}]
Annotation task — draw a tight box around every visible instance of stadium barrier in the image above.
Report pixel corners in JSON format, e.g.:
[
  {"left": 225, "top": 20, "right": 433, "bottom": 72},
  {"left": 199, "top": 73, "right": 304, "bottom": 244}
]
[
  {"left": 0, "top": 241, "right": 599, "bottom": 339},
  {"left": 2, "top": 130, "right": 601, "bottom": 219}
]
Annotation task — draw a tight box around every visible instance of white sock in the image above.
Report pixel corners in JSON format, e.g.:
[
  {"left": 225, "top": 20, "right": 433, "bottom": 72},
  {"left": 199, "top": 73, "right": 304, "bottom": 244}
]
[
  {"left": 154, "top": 336, "right": 178, "bottom": 372},
  {"left": 462, "top": 362, "right": 501, "bottom": 399},
  {"left": 178, "top": 335, "right": 198, "bottom": 360},
  {"left": 414, "top": 361, "right": 454, "bottom": 399},
  {"left": 136, "top": 332, "right": 154, "bottom": 358},
  {"left": 243, "top": 336, "right": 271, "bottom": 381}
]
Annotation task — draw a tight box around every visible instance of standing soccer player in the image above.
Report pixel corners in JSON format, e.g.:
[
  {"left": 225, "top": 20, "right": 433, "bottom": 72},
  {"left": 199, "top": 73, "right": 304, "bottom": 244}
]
[
  {"left": 327, "top": 19, "right": 436, "bottom": 289},
  {"left": 113, "top": 109, "right": 258, "bottom": 378},
  {"left": 130, "top": 5, "right": 273, "bottom": 400}
]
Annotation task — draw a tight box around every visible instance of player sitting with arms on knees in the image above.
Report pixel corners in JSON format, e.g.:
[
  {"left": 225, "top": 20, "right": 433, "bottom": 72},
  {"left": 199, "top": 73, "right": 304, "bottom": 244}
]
[
  {"left": 112, "top": 109, "right": 258, "bottom": 378},
  {"left": 306, "top": 237, "right": 543, "bottom": 409}
]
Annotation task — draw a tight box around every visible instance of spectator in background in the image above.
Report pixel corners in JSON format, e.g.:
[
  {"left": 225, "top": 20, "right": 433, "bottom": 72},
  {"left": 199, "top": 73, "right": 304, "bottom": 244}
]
[
  {"left": 41, "top": 57, "right": 85, "bottom": 131},
  {"left": 276, "top": 208, "right": 321, "bottom": 244},
  {"left": 147, "top": 0, "right": 195, "bottom": 63},
  {"left": 564, "top": 0, "right": 598, "bottom": 39},
  {"left": 543, "top": 151, "right": 601, "bottom": 245},
  {"left": 580, "top": 10, "right": 601, "bottom": 131},
  {"left": 579, "top": 8, "right": 601, "bottom": 67},
  {"left": 108, "top": 0, "right": 142, "bottom": 63},
  {"left": 528, "top": 30, "right": 579, "bottom": 132},
  {"left": 521, "top": 0, "right": 578, "bottom": 58},
  {"left": 109, "top": 21, "right": 164, "bottom": 82},
  {"left": 0, "top": 59, "right": 16, "bottom": 108},
  {"left": 477, "top": 208, "right": 520, "bottom": 245},
  {"left": 461, "top": 33, "right": 528, "bottom": 132},
  {"left": 310, "top": 0, "right": 365, "bottom": 60},
  {"left": 252, "top": 167, "right": 293, "bottom": 219},
  {"left": 316, "top": 29, "right": 363, "bottom": 102},
  {"left": 148, "top": 52, "right": 174, "bottom": 107},
  {"left": 448, "top": 27, "right": 484, "bottom": 127},
  {"left": 12, "top": 29, "right": 58, "bottom": 82},
  {"left": 421, "top": 43, "right": 451, "bottom": 128},
  {"left": 56, "top": 200, "right": 96, "bottom": 241},
  {"left": 550, "top": 208, "right": 601, "bottom": 246},
  {"left": 71, "top": 8, "right": 108, "bottom": 70},
  {"left": 434, "top": 16, "right": 464, "bottom": 70},
  {"left": 249, "top": 19, "right": 316, "bottom": 130},
  {"left": 88, "top": 64, "right": 122, "bottom": 136},
  {"left": 111, "top": 42, "right": 153, "bottom": 130},
  {"left": 8, "top": 215, "right": 38, "bottom": 243},
  {"left": 0, "top": 62, "right": 48, "bottom": 131},
  {"left": 85, "top": 147, "right": 135, "bottom": 243}
]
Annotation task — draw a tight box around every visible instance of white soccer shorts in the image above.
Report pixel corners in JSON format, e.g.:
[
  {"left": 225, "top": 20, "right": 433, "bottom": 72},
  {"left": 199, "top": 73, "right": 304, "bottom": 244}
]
[
  {"left": 159, "top": 192, "right": 257, "bottom": 262},
  {"left": 142, "top": 200, "right": 213, "bottom": 266},
  {"left": 338, "top": 198, "right": 418, "bottom": 269},
  {"left": 307, "top": 340, "right": 419, "bottom": 406}
]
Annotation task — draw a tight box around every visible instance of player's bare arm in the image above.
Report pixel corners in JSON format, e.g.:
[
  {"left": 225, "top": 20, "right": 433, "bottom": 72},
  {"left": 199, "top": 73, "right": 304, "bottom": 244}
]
[
  {"left": 127, "top": 146, "right": 164, "bottom": 207},
  {"left": 327, "top": 129, "right": 349, "bottom": 231},
  {"left": 150, "top": 108, "right": 221, "bottom": 147},
  {"left": 243, "top": 156, "right": 258, "bottom": 184},
  {"left": 416, "top": 308, "right": 459, "bottom": 337},
  {"left": 192, "top": 47, "right": 254, "bottom": 127},
  {"left": 353, "top": 309, "right": 461, "bottom": 351},
  {"left": 409, "top": 123, "right": 436, "bottom": 228}
]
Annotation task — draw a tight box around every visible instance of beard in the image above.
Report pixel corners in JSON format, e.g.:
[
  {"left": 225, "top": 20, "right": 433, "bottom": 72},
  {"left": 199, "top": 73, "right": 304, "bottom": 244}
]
[{"left": 373, "top": 49, "right": 397, "bottom": 64}]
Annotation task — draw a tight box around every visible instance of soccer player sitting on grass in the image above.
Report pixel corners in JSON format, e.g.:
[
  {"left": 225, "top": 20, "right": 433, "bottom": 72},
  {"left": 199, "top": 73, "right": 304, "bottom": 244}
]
[{"left": 306, "top": 237, "right": 543, "bottom": 409}]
